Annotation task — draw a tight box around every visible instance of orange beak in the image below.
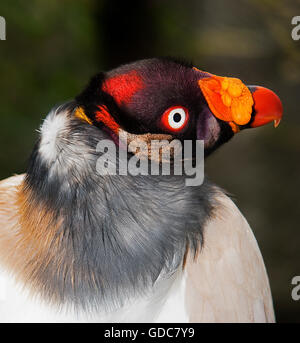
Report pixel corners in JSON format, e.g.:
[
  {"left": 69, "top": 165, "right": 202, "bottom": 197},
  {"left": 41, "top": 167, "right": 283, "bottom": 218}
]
[
  {"left": 195, "top": 68, "right": 283, "bottom": 132},
  {"left": 248, "top": 86, "right": 283, "bottom": 128}
]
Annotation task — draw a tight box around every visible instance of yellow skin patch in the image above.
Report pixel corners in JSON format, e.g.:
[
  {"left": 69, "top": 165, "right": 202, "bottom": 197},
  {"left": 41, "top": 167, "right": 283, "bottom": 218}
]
[
  {"left": 74, "top": 106, "right": 92, "bottom": 125},
  {"left": 194, "top": 67, "right": 254, "bottom": 126}
]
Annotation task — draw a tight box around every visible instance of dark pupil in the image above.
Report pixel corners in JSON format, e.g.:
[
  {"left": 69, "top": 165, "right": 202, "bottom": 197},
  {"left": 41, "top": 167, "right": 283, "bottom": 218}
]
[{"left": 173, "top": 112, "right": 182, "bottom": 123}]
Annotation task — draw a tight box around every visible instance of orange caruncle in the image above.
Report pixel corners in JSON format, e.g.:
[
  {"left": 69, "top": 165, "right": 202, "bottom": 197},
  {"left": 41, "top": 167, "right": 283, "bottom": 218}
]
[{"left": 198, "top": 74, "right": 253, "bottom": 126}]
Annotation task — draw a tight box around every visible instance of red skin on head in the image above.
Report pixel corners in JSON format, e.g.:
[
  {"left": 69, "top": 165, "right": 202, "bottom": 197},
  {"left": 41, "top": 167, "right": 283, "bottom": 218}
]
[
  {"left": 95, "top": 71, "right": 144, "bottom": 134},
  {"left": 102, "top": 70, "right": 144, "bottom": 106}
]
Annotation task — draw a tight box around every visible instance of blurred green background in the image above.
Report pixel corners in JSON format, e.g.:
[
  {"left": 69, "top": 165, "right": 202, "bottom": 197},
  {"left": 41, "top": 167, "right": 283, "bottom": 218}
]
[{"left": 0, "top": 0, "right": 299, "bottom": 322}]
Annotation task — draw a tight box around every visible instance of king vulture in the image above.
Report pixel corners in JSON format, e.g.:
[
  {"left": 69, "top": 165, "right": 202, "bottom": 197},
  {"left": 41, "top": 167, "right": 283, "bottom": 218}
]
[{"left": 0, "top": 58, "right": 283, "bottom": 323}]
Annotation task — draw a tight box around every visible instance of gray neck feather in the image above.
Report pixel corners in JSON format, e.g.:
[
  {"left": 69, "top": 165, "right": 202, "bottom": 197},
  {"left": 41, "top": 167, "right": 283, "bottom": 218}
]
[{"left": 25, "top": 105, "right": 216, "bottom": 312}]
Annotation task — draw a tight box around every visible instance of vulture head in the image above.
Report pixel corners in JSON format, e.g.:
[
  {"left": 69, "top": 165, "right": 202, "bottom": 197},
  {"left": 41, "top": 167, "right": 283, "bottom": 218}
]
[{"left": 75, "top": 57, "right": 282, "bottom": 157}]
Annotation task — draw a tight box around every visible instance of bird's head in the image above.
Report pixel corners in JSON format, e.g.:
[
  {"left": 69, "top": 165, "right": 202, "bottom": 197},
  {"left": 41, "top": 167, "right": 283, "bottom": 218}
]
[{"left": 75, "top": 57, "right": 283, "bottom": 157}]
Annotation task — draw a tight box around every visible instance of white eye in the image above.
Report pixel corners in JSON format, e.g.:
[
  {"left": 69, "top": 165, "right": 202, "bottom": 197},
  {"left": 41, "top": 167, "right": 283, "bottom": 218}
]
[
  {"left": 161, "top": 106, "right": 189, "bottom": 131},
  {"left": 167, "top": 108, "right": 187, "bottom": 129}
]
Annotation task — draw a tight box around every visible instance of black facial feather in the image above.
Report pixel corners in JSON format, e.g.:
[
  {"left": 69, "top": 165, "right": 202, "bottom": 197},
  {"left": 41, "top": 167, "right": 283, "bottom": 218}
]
[{"left": 23, "top": 103, "right": 218, "bottom": 312}]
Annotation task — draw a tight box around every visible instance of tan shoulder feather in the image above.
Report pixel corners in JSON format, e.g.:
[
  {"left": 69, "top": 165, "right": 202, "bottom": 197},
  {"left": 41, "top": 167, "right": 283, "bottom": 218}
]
[
  {"left": 185, "top": 191, "right": 275, "bottom": 323},
  {"left": 0, "top": 175, "right": 24, "bottom": 268},
  {"left": 0, "top": 174, "right": 24, "bottom": 230}
]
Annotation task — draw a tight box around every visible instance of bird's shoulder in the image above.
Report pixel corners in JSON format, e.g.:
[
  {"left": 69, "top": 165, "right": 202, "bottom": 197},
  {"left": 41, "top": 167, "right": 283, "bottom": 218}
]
[
  {"left": 184, "top": 190, "right": 275, "bottom": 322},
  {"left": 0, "top": 174, "right": 24, "bottom": 219},
  {"left": 0, "top": 173, "right": 25, "bottom": 186}
]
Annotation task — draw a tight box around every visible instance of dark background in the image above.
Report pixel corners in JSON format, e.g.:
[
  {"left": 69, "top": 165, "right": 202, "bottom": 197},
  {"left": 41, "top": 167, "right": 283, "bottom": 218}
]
[{"left": 0, "top": 0, "right": 299, "bottom": 322}]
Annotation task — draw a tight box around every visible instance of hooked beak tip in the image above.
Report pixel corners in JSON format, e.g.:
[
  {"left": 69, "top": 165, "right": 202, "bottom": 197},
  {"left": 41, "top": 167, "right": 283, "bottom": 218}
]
[{"left": 274, "top": 118, "right": 281, "bottom": 128}]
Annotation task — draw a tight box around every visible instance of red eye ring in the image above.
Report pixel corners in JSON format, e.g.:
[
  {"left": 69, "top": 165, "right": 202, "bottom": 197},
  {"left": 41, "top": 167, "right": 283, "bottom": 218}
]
[{"left": 161, "top": 106, "right": 189, "bottom": 132}]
